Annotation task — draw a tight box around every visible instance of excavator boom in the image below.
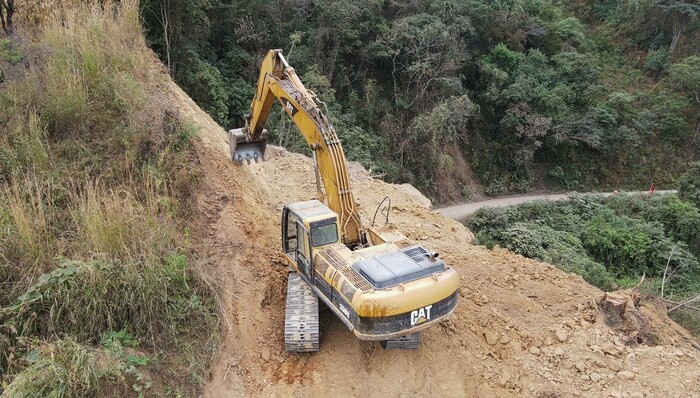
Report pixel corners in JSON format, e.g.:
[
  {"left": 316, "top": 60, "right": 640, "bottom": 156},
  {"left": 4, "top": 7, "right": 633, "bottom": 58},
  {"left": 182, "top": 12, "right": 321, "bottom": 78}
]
[{"left": 230, "top": 49, "right": 363, "bottom": 245}]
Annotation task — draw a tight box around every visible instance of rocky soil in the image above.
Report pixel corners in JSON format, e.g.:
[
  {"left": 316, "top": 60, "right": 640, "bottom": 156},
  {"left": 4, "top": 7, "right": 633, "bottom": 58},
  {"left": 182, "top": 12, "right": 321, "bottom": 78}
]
[{"left": 165, "top": 80, "right": 700, "bottom": 398}]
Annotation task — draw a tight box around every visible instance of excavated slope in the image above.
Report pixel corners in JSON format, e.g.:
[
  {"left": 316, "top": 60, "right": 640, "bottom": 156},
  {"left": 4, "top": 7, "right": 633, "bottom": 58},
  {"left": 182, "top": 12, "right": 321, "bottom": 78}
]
[{"left": 166, "top": 81, "right": 700, "bottom": 398}]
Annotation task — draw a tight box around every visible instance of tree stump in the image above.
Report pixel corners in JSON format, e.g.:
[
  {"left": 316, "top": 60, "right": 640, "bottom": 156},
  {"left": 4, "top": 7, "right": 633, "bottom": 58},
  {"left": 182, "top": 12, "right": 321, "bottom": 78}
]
[{"left": 598, "top": 293, "right": 627, "bottom": 326}]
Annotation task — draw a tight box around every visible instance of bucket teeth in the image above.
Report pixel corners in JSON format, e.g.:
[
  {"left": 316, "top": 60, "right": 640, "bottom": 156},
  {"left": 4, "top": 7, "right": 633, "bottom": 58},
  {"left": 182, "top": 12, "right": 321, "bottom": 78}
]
[{"left": 229, "top": 128, "right": 269, "bottom": 164}]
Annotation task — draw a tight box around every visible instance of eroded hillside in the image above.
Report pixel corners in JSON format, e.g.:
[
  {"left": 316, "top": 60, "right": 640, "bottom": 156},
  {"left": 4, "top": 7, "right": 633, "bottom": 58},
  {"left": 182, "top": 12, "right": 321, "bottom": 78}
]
[{"left": 167, "top": 82, "right": 700, "bottom": 398}]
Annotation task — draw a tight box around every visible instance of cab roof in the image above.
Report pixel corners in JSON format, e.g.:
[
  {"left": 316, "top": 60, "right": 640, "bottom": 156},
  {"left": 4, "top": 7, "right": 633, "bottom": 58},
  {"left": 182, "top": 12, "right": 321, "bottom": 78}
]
[{"left": 288, "top": 199, "right": 337, "bottom": 222}]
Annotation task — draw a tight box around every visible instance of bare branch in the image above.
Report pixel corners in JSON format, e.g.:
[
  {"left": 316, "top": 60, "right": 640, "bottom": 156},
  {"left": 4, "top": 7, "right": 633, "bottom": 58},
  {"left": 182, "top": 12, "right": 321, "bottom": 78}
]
[
  {"left": 631, "top": 272, "right": 646, "bottom": 290},
  {"left": 668, "top": 293, "right": 700, "bottom": 313},
  {"left": 661, "top": 245, "right": 677, "bottom": 299}
]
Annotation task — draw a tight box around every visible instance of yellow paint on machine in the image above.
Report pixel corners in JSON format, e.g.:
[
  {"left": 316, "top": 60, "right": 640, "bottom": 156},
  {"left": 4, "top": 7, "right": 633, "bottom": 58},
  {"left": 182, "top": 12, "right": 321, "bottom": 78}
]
[{"left": 351, "top": 268, "right": 459, "bottom": 317}]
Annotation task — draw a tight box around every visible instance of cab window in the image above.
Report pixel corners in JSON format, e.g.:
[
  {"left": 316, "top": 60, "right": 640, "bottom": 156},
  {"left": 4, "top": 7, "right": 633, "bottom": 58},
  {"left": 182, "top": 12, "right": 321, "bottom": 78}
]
[{"left": 310, "top": 223, "right": 338, "bottom": 247}]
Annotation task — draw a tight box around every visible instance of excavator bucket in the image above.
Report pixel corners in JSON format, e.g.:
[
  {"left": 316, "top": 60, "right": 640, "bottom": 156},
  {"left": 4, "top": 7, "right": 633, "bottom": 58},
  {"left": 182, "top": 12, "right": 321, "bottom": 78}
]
[{"left": 229, "top": 128, "right": 269, "bottom": 164}]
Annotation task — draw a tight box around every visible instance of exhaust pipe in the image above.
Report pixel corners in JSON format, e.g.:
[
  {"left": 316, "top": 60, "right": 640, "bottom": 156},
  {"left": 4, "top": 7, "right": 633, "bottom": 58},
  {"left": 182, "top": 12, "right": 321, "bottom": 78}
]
[{"left": 229, "top": 128, "right": 270, "bottom": 164}]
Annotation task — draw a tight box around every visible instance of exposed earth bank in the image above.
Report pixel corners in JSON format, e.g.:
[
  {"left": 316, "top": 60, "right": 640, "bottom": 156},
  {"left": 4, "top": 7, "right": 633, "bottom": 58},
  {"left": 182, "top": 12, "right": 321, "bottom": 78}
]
[{"left": 166, "top": 81, "right": 700, "bottom": 398}]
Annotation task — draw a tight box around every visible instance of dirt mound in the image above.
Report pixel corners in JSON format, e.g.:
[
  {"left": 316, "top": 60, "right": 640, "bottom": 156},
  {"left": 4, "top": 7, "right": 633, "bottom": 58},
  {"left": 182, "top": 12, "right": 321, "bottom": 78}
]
[{"left": 166, "top": 81, "right": 700, "bottom": 398}]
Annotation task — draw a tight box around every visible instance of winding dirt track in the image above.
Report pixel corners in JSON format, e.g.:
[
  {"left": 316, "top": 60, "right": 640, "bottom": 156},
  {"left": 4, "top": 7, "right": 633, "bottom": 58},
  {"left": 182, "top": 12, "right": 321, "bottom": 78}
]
[
  {"left": 166, "top": 80, "right": 699, "bottom": 398},
  {"left": 436, "top": 191, "right": 677, "bottom": 221}
]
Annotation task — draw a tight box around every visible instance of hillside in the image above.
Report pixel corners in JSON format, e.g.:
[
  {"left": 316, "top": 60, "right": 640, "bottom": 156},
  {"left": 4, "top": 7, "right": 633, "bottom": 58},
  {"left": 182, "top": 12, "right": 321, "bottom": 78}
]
[
  {"left": 0, "top": 2, "right": 698, "bottom": 397},
  {"left": 141, "top": 0, "right": 700, "bottom": 204},
  {"left": 169, "top": 80, "right": 700, "bottom": 397}
]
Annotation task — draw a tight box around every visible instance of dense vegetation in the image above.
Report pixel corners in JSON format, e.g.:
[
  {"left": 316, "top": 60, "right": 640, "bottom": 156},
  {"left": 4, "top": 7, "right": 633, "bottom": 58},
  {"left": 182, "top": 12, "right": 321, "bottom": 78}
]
[
  {"left": 140, "top": 0, "right": 699, "bottom": 204},
  {"left": 466, "top": 164, "right": 700, "bottom": 334},
  {"left": 0, "top": 2, "right": 218, "bottom": 396}
]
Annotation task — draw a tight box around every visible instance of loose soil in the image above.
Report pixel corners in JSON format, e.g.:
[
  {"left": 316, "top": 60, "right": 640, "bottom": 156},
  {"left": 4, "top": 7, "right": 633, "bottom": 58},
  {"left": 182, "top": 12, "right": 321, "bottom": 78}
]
[{"left": 167, "top": 81, "right": 700, "bottom": 398}]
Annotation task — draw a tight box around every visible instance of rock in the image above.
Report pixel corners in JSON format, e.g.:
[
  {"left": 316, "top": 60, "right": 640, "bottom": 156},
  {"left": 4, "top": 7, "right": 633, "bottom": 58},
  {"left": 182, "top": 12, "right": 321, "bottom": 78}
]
[
  {"left": 497, "top": 371, "right": 511, "bottom": 387},
  {"left": 555, "top": 329, "right": 569, "bottom": 343},
  {"left": 554, "top": 347, "right": 565, "bottom": 357},
  {"left": 602, "top": 342, "right": 620, "bottom": 356},
  {"left": 610, "top": 391, "right": 622, "bottom": 398},
  {"left": 484, "top": 331, "right": 498, "bottom": 346},
  {"left": 499, "top": 335, "right": 511, "bottom": 345},
  {"left": 589, "top": 372, "right": 603, "bottom": 382},
  {"left": 506, "top": 340, "right": 522, "bottom": 353},
  {"left": 529, "top": 347, "right": 541, "bottom": 356},
  {"left": 476, "top": 384, "right": 496, "bottom": 398},
  {"left": 630, "top": 393, "right": 644, "bottom": 398},
  {"left": 618, "top": 370, "right": 635, "bottom": 380},
  {"left": 261, "top": 347, "right": 271, "bottom": 361},
  {"left": 607, "top": 359, "right": 623, "bottom": 372},
  {"left": 570, "top": 331, "right": 588, "bottom": 345},
  {"left": 575, "top": 361, "right": 587, "bottom": 372}
]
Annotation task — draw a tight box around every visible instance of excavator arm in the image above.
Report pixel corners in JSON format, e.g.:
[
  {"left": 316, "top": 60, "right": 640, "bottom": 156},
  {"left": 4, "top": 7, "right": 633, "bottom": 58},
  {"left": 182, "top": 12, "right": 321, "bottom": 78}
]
[{"left": 230, "top": 49, "right": 364, "bottom": 246}]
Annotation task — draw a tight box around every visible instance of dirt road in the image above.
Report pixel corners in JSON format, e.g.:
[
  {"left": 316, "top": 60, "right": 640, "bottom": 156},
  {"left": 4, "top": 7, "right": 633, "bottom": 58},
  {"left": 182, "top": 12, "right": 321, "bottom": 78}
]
[
  {"left": 436, "top": 191, "right": 678, "bottom": 220},
  {"left": 166, "top": 80, "right": 699, "bottom": 398}
]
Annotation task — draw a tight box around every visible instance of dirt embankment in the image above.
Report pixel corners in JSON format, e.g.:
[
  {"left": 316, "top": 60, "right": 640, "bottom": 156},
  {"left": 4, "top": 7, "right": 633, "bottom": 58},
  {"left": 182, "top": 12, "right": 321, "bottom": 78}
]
[{"left": 166, "top": 81, "right": 700, "bottom": 398}]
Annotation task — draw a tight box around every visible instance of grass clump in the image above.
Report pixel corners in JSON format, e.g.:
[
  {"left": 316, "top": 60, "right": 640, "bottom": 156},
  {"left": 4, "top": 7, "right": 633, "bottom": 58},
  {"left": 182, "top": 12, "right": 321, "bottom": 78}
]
[
  {"left": 0, "top": 1, "right": 218, "bottom": 395},
  {"left": 0, "top": 339, "right": 122, "bottom": 398}
]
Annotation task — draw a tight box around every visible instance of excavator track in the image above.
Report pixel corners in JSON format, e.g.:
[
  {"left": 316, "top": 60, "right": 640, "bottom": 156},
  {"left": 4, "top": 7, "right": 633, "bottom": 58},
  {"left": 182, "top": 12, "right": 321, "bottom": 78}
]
[
  {"left": 284, "top": 272, "right": 319, "bottom": 352},
  {"left": 380, "top": 333, "right": 421, "bottom": 350}
]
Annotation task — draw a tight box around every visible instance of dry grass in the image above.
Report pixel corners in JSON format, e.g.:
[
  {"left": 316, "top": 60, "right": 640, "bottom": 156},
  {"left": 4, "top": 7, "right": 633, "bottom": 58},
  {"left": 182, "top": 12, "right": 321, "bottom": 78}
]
[
  {"left": 4, "top": 178, "right": 52, "bottom": 263},
  {"left": 69, "top": 176, "right": 179, "bottom": 262},
  {"left": 0, "top": 339, "right": 122, "bottom": 398},
  {"left": 0, "top": 1, "right": 218, "bottom": 396},
  {"left": 0, "top": 0, "right": 159, "bottom": 182},
  {"left": 0, "top": 176, "right": 57, "bottom": 298}
]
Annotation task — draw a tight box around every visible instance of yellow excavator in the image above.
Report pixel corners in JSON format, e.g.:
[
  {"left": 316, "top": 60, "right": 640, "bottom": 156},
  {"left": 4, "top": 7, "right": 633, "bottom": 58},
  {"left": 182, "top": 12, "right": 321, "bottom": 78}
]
[{"left": 230, "top": 49, "right": 459, "bottom": 351}]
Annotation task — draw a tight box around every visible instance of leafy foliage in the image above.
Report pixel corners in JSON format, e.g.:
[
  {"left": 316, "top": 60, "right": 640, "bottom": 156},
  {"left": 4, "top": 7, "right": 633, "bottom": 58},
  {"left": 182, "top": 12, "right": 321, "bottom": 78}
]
[
  {"left": 137, "top": 0, "right": 699, "bottom": 204},
  {"left": 678, "top": 162, "right": 700, "bottom": 208},
  {"left": 467, "top": 193, "right": 700, "bottom": 299}
]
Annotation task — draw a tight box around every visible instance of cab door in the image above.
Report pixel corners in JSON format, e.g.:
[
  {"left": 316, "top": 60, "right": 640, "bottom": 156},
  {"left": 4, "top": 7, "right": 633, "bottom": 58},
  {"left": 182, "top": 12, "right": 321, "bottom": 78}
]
[
  {"left": 282, "top": 207, "right": 312, "bottom": 279},
  {"left": 296, "top": 222, "right": 312, "bottom": 278},
  {"left": 281, "top": 207, "right": 298, "bottom": 263}
]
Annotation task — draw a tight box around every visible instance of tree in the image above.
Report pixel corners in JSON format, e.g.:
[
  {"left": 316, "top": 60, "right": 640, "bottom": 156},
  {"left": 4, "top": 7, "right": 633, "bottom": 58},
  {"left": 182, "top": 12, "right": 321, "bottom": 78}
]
[
  {"left": 667, "top": 56, "right": 700, "bottom": 135},
  {"left": 0, "top": 0, "right": 14, "bottom": 35},
  {"left": 678, "top": 162, "right": 700, "bottom": 207},
  {"left": 655, "top": 0, "right": 700, "bottom": 53},
  {"left": 379, "top": 13, "right": 470, "bottom": 110}
]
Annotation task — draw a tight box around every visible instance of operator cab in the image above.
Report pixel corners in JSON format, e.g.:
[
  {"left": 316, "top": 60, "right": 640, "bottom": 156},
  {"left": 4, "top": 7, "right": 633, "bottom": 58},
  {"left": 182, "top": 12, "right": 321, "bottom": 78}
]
[{"left": 282, "top": 200, "right": 339, "bottom": 277}]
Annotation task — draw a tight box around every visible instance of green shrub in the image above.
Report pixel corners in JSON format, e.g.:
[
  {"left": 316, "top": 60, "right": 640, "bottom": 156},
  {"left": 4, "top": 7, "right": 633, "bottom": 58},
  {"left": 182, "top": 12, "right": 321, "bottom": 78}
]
[
  {"left": 467, "top": 193, "right": 700, "bottom": 298},
  {"left": 646, "top": 48, "right": 669, "bottom": 76},
  {"left": 679, "top": 162, "right": 700, "bottom": 208},
  {"left": 0, "top": 339, "right": 121, "bottom": 398},
  {"left": 0, "top": 334, "right": 159, "bottom": 398},
  {"left": 4, "top": 257, "right": 216, "bottom": 346},
  {"left": 605, "top": 193, "right": 700, "bottom": 252},
  {"left": 500, "top": 221, "right": 615, "bottom": 289},
  {"left": 0, "top": 38, "right": 22, "bottom": 63},
  {"left": 581, "top": 214, "right": 656, "bottom": 275}
]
